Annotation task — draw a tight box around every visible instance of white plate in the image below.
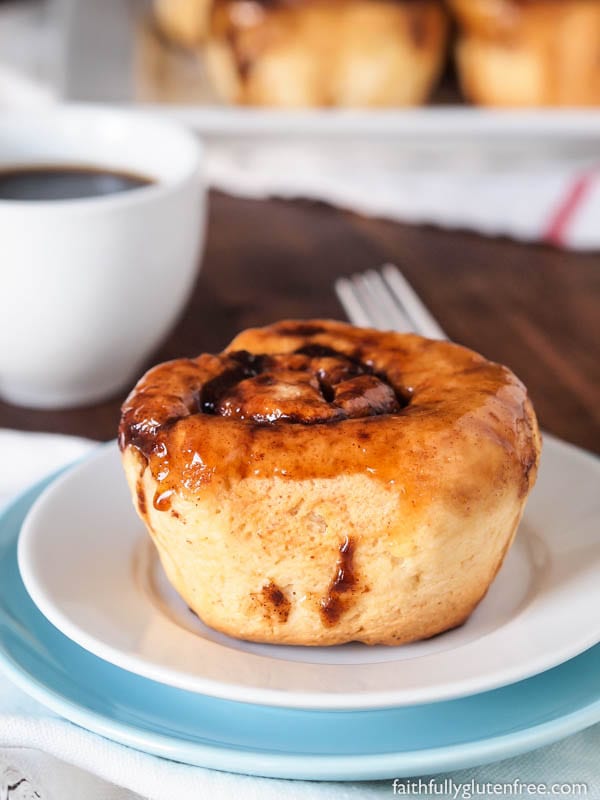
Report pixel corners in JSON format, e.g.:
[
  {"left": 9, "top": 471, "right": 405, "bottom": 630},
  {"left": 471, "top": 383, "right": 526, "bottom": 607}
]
[{"left": 18, "top": 435, "right": 600, "bottom": 710}]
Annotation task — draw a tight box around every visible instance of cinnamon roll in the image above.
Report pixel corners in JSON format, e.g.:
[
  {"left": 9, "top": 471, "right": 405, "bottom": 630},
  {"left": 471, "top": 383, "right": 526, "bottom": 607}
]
[
  {"left": 204, "top": 0, "right": 449, "bottom": 107},
  {"left": 449, "top": 0, "right": 600, "bottom": 106},
  {"left": 119, "top": 320, "right": 540, "bottom": 646}
]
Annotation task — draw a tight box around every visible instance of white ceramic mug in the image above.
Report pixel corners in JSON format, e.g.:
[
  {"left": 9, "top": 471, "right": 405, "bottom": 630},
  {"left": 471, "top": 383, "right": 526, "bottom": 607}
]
[{"left": 0, "top": 105, "right": 205, "bottom": 409}]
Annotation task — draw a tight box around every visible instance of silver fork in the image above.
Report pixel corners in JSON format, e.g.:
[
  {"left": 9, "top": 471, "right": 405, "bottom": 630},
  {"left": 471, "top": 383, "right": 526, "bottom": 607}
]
[{"left": 335, "top": 264, "right": 446, "bottom": 339}]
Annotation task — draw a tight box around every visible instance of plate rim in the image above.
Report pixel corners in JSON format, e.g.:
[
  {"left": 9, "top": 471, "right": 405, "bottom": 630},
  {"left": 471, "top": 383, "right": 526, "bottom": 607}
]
[
  {"left": 17, "top": 434, "right": 600, "bottom": 710},
  {"left": 2, "top": 473, "right": 600, "bottom": 780}
]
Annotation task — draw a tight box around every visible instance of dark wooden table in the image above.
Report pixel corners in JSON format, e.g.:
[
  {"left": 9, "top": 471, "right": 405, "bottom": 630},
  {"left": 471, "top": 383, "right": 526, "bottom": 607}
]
[{"left": 1, "top": 191, "right": 599, "bottom": 453}]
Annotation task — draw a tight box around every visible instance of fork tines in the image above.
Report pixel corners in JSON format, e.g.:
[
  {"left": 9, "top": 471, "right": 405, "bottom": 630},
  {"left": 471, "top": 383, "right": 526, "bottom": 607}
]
[{"left": 335, "top": 264, "right": 446, "bottom": 340}]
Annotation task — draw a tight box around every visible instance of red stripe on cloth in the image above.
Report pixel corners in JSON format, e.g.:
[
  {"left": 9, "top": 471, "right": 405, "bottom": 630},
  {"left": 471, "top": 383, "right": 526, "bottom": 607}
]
[{"left": 543, "top": 170, "right": 599, "bottom": 247}]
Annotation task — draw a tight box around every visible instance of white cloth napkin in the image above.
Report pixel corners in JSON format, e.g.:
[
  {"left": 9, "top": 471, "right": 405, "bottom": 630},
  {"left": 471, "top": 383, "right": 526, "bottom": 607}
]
[{"left": 0, "top": 428, "right": 599, "bottom": 800}]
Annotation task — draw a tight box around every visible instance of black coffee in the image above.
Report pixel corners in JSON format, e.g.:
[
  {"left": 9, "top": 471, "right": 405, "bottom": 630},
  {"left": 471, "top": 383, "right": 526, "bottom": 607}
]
[{"left": 0, "top": 165, "right": 154, "bottom": 201}]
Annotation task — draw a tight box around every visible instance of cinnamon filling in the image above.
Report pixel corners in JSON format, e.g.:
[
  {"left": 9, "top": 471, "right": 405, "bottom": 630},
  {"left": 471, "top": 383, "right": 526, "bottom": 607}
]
[
  {"left": 320, "top": 536, "right": 358, "bottom": 626},
  {"left": 199, "top": 346, "right": 407, "bottom": 424}
]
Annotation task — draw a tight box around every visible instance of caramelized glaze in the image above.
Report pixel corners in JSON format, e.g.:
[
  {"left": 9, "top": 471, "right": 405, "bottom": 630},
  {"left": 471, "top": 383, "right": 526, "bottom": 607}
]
[
  {"left": 153, "top": 488, "right": 174, "bottom": 511},
  {"left": 119, "top": 320, "right": 539, "bottom": 513},
  {"left": 320, "top": 536, "right": 358, "bottom": 626}
]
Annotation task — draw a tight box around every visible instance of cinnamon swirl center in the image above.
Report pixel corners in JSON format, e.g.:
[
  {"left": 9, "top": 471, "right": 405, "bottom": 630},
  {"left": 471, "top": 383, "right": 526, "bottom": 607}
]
[{"left": 199, "top": 345, "right": 407, "bottom": 424}]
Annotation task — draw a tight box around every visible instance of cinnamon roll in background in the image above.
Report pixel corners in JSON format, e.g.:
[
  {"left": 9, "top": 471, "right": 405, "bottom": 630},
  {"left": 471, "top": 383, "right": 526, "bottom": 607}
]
[
  {"left": 204, "top": 0, "right": 449, "bottom": 107},
  {"left": 119, "top": 320, "right": 540, "bottom": 646},
  {"left": 449, "top": 0, "right": 600, "bottom": 106}
]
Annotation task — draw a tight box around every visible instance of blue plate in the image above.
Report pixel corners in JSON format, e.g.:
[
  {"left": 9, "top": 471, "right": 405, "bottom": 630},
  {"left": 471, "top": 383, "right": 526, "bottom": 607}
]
[{"left": 1, "top": 474, "right": 600, "bottom": 781}]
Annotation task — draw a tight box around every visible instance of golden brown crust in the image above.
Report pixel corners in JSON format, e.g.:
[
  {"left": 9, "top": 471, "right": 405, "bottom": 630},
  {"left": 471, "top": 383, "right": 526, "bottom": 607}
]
[
  {"left": 448, "top": 0, "right": 600, "bottom": 106},
  {"left": 120, "top": 319, "right": 539, "bottom": 495},
  {"left": 204, "top": 0, "right": 449, "bottom": 107},
  {"left": 119, "top": 320, "right": 541, "bottom": 646}
]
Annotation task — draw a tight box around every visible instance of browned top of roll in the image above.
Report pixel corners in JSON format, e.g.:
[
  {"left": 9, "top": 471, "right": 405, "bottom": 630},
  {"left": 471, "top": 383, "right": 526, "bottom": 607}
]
[{"left": 119, "top": 319, "right": 540, "bottom": 504}]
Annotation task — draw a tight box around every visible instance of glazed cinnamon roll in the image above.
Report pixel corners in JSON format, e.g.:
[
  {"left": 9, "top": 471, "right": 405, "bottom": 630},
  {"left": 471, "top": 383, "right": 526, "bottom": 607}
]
[
  {"left": 119, "top": 320, "right": 540, "bottom": 646},
  {"left": 449, "top": 0, "right": 600, "bottom": 106}
]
